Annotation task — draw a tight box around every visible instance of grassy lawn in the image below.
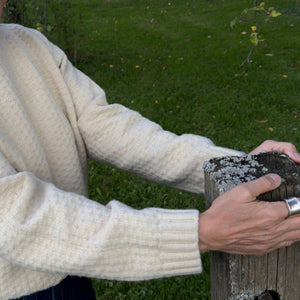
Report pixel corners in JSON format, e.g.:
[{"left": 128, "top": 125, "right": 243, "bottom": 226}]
[
  {"left": 73, "top": 2, "right": 299, "bottom": 298},
  {"left": 4, "top": 0, "right": 300, "bottom": 299}
]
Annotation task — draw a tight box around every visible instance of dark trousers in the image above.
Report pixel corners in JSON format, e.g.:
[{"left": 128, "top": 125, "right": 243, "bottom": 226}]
[{"left": 13, "top": 276, "right": 96, "bottom": 300}]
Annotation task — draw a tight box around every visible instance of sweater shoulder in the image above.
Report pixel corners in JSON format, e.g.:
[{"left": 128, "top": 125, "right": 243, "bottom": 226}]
[
  {"left": 0, "top": 23, "right": 65, "bottom": 67},
  {"left": 0, "top": 23, "right": 51, "bottom": 49}
]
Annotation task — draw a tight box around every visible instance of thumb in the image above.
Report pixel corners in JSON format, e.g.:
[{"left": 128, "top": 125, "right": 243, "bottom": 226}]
[{"left": 241, "top": 173, "right": 282, "bottom": 199}]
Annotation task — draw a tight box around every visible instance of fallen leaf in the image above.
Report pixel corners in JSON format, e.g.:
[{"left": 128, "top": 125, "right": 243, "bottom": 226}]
[
  {"left": 235, "top": 71, "right": 245, "bottom": 77},
  {"left": 270, "top": 10, "right": 281, "bottom": 17}
]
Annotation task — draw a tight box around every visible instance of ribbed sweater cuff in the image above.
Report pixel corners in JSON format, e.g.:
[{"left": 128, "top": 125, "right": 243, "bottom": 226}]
[
  {"left": 155, "top": 208, "right": 202, "bottom": 278},
  {"left": 104, "top": 201, "right": 202, "bottom": 280}
]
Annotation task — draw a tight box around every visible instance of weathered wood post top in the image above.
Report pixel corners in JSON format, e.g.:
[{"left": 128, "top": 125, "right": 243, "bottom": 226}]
[{"left": 203, "top": 152, "right": 300, "bottom": 300}]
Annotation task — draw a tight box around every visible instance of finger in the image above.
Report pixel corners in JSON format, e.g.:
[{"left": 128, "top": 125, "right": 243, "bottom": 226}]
[
  {"left": 283, "top": 150, "right": 300, "bottom": 164},
  {"left": 237, "top": 173, "right": 281, "bottom": 200},
  {"left": 249, "top": 140, "right": 300, "bottom": 163},
  {"left": 266, "top": 201, "right": 290, "bottom": 220},
  {"left": 261, "top": 203, "right": 300, "bottom": 235},
  {"left": 273, "top": 141, "right": 297, "bottom": 154},
  {"left": 273, "top": 197, "right": 300, "bottom": 220},
  {"left": 271, "top": 142, "right": 300, "bottom": 163}
]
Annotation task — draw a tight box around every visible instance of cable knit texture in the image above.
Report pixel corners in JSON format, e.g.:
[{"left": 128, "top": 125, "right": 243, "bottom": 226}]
[{"left": 0, "top": 24, "right": 243, "bottom": 299}]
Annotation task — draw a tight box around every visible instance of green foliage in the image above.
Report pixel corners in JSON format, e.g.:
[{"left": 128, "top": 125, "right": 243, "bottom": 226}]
[
  {"left": 46, "top": 0, "right": 78, "bottom": 61},
  {"left": 2, "top": 0, "right": 41, "bottom": 26},
  {"left": 231, "top": 0, "right": 282, "bottom": 67}
]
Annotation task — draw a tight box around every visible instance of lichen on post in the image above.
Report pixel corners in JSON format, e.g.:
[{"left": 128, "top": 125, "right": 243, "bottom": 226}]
[{"left": 203, "top": 152, "right": 300, "bottom": 300}]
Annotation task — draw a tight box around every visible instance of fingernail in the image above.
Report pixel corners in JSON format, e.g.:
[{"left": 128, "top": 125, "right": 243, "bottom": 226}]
[{"left": 267, "top": 173, "right": 281, "bottom": 184}]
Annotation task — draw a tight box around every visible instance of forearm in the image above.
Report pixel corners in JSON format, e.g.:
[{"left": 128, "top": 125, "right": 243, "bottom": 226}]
[
  {"left": 0, "top": 171, "right": 202, "bottom": 280},
  {"left": 50, "top": 38, "right": 244, "bottom": 195},
  {"left": 78, "top": 100, "right": 244, "bottom": 195}
]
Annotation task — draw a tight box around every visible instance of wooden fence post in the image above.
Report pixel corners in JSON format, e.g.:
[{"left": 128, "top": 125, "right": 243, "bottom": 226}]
[{"left": 203, "top": 152, "right": 300, "bottom": 300}]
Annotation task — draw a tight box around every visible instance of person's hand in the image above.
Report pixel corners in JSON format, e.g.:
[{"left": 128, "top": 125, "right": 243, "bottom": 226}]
[
  {"left": 249, "top": 140, "right": 300, "bottom": 165},
  {"left": 198, "top": 174, "right": 300, "bottom": 255}
]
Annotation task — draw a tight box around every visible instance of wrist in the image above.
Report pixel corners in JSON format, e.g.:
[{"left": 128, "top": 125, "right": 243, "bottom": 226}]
[{"left": 198, "top": 212, "right": 212, "bottom": 253}]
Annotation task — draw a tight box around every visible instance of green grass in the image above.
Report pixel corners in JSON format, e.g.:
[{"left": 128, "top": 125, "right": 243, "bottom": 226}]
[
  {"left": 72, "top": 1, "right": 300, "bottom": 298},
  {"left": 67, "top": 0, "right": 300, "bottom": 150},
  {"left": 4, "top": 0, "right": 300, "bottom": 298}
]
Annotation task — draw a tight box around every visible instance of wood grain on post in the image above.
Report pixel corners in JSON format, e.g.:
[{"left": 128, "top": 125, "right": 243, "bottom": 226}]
[{"left": 203, "top": 152, "right": 300, "bottom": 300}]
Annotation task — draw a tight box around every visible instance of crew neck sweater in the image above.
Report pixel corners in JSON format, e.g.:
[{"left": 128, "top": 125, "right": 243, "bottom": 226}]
[{"left": 0, "top": 23, "right": 242, "bottom": 299}]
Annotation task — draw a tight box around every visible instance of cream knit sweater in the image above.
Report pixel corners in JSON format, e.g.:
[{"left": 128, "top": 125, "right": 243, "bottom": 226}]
[{"left": 0, "top": 24, "right": 242, "bottom": 299}]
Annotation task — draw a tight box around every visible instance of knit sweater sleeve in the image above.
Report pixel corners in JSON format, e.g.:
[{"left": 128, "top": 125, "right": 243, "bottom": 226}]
[
  {"left": 0, "top": 26, "right": 244, "bottom": 284},
  {"left": 49, "top": 41, "right": 244, "bottom": 195},
  {"left": 0, "top": 152, "right": 201, "bottom": 280}
]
